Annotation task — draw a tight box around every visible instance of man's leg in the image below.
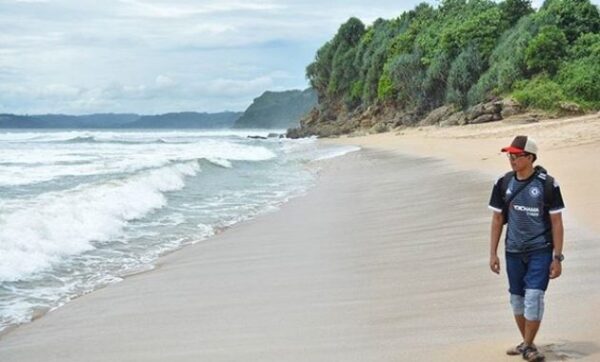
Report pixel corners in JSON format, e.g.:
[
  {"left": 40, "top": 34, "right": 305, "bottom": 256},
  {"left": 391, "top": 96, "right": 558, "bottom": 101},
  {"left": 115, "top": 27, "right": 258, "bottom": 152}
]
[
  {"left": 524, "top": 319, "right": 541, "bottom": 346},
  {"left": 523, "top": 288, "right": 545, "bottom": 345},
  {"left": 506, "top": 294, "right": 528, "bottom": 355},
  {"left": 514, "top": 314, "right": 526, "bottom": 338},
  {"left": 507, "top": 253, "right": 526, "bottom": 344},
  {"left": 521, "top": 249, "right": 552, "bottom": 350},
  {"left": 510, "top": 294, "right": 526, "bottom": 338}
]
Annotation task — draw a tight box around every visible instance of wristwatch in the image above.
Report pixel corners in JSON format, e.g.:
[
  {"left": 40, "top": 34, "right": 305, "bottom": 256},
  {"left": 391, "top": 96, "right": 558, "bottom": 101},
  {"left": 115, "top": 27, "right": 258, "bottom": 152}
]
[{"left": 554, "top": 254, "right": 564, "bottom": 262}]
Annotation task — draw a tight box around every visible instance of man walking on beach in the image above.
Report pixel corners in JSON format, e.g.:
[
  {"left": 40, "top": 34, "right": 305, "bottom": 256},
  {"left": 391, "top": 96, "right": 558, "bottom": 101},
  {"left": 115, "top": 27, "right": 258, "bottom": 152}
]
[{"left": 488, "top": 136, "right": 565, "bottom": 362}]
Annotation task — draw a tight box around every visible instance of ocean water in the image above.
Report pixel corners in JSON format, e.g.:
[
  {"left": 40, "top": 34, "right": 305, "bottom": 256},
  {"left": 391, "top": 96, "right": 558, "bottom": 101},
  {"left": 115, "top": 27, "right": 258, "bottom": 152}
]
[{"left": 0, "top": 129, "right": 359, "bottom": 332}]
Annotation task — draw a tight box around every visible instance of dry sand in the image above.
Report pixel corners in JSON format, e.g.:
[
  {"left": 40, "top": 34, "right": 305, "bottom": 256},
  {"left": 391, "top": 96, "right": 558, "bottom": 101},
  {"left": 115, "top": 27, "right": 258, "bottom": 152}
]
[{"left": 1, "top": 114, "right": 599, "bottom": 361}]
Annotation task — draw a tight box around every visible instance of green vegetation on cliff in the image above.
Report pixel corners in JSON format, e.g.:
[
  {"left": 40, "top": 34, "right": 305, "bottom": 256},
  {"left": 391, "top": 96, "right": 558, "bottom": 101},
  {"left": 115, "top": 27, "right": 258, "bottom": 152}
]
[
  {"left": 233, "top": 88, "right": 317, "bottom": 129},
  {"left": 303, "top": 0, "right": 600, "bottom": 132}
]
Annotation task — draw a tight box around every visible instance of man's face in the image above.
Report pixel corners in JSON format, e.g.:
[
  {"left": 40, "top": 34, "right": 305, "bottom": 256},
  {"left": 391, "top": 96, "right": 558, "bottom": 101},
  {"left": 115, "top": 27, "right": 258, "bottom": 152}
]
[{"left": 507, "top": 152, "right": 532, "bottom": 171}]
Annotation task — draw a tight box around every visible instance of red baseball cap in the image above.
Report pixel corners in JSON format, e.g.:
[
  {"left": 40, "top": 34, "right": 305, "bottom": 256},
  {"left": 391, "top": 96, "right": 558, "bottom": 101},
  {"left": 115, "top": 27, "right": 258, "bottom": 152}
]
[{"left": 501, "top": 135, "right": 538, "bottom": 154}]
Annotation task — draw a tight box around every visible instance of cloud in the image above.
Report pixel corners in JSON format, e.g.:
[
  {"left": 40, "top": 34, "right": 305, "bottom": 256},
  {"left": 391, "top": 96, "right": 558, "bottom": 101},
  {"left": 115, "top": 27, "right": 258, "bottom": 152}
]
[
  {"left": 155, "top": 75, "right": 176, "bottom": 88},
  {"left": 0, "top": 83, "right": 81, "bottom": 101},
  {"left": 202, "top": 76, "right": 274, "bottom": 97},
  {"left": 10, "top": 0, "right": 589, "bottom": 114},
  {"left": 0, "top": 70, "right": 290, "bottom": 114},
  {"left": 38, "top": 84, "right": 83, "bottom": 98},
  {"left": 116, "top": 0, "right": 284, "bottom": 19}
]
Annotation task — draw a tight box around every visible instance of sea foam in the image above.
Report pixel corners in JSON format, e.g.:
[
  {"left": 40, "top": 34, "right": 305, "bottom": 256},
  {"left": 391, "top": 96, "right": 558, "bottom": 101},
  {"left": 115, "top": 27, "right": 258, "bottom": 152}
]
[
  {"left": 0, "top": 130, "right": 360, "bottom": 332},
  {"left": 0, "top": 162, "right": 199, "bottom": 282},
  {"left": 0, "top": 138, "right": 275, "bottom": 187}
]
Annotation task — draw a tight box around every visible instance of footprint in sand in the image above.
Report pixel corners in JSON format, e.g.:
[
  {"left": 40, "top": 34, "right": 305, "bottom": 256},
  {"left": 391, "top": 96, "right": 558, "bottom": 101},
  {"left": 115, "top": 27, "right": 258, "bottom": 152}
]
[{"left": 543, "top": 342, "right": 596, "bottom": 360}]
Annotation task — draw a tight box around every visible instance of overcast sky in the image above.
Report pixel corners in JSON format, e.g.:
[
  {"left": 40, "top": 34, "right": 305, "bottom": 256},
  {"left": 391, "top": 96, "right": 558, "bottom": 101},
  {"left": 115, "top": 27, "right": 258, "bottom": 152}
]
[{"left": 0, "top": 0, "right": 595, "bottom": 115}]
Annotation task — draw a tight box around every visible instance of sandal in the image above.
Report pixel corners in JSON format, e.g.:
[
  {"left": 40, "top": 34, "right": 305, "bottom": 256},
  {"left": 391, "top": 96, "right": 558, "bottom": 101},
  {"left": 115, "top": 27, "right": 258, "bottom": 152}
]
[
  {"left": 506, "top": 342, "right": 527, "bottom": 355},
  {"left": 522, "top": 345, "right": 545, "bottom": 362}
]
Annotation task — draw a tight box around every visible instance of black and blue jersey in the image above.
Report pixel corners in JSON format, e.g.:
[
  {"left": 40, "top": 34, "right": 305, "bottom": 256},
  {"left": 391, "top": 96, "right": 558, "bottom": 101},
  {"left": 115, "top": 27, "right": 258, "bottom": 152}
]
[{"left": 489, "top": 172, "right": 565, "bottom": 253}]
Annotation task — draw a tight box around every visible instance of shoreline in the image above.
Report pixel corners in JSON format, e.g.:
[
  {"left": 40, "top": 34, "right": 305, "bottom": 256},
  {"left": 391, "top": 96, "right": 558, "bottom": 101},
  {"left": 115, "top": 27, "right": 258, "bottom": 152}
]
[
  {"left": 0, "top": 149, "right": 503, "bottom": 360},
  {"left": 1, "top": 116, "right": 599, "bottom": 360}
]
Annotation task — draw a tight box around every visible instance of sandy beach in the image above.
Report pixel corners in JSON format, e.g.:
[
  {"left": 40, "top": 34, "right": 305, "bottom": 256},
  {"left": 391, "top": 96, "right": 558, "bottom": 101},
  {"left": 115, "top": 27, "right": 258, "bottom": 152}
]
[
  {"left": 327, "top": 113, "right": 600, "bottom": 360},
  {"left": 327, "top": 113, "right": 600, "bottom": 234},
  {"left": 2, "top": 115, "right": 600, "bottom": 361}
]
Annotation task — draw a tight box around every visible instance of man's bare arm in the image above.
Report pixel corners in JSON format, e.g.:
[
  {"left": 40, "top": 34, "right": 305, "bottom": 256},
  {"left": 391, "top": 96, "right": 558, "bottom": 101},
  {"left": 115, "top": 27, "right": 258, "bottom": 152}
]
[
  {"left": 490, "top": 211, "right": 504, "bottom": 274},
  {"left": 549, "top": 212, "right": 564, "bottom": 279}
]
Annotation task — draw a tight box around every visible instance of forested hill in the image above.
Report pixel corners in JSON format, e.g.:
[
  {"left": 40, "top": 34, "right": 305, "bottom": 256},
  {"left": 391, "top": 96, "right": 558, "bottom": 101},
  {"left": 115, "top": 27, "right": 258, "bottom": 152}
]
[
  {"left": 233, "top": 88, "right": 317, "bottom": 129},
  {"left": 0, "top": 114, "right": 139, "bottom": 128},
  {"left": 0, "top": 112, "right": 242, "bottom": 129},
  {"left": 122, "top": 112, "right": 241, "bottom": 128},
  {"left": 289, "top": 0, "right": 600, "bottom": 137}
]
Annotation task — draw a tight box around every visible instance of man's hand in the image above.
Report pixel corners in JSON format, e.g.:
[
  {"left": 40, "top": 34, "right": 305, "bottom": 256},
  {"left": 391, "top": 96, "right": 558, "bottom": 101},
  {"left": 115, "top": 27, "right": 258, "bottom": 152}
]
[
  {"left": 550, "top": 260, "right": 562, "bottom": 279},
  {"left": 490, "top": 255, "right": 500, "bottom": 274}
]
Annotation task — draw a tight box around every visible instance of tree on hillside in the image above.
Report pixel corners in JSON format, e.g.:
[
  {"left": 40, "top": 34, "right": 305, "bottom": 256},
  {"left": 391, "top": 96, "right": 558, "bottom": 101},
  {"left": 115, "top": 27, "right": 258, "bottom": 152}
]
[
  {"left": 558, "top": 58, "right": 600, "bottom": 105},
  {"left": 306, "top": 42, "right": 334, "bottom": 98},
  {"left": 422, "top": 51, "right": 451, "bottom": 110},
  {"left": 446, "top": 45, "right": 485, "bottom": 108},
  {"left": 335, "top": 17, "right": 366, "bottom": 45},
  {"left": 354, "top": 16, "right": 412, "bottom": 104},
  {"left": 387, "top": 51, "right": 425, "bottom": 109},
  {"left": 468, "top": 15, "right": 538, "bottom": 104},
  {"left": 567, "top": 32, "right": 600, "bottom": 59},
  {"left": 307, "top": 18, "right": 365, "bottom": 102},
  {"left": 541, "top": 0, "right": 600, "bottom": 43},
  {"left": 500, "top": 0, "right": 534, "bottom": 26},
  {"left": 525, "top": 25, "right": 568, "bottom": 75},
  {"left": 327, "top": 17, "right": 366, "bottom": 98},
  {"left": 440, "top": 6, "right": 506, "bottom": 58},
  {"left": 559, "top": 33, "right": 600, "bottom": 104}
]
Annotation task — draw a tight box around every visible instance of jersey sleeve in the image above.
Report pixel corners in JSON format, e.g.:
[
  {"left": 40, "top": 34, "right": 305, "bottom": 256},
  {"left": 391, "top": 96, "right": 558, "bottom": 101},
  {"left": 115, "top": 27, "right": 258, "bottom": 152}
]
[
  {"left": 488, "top": 177, "right": 504, "bottom": 213},
  {"left": 549, "top": 179, "right": 565, "bottom": 214}
]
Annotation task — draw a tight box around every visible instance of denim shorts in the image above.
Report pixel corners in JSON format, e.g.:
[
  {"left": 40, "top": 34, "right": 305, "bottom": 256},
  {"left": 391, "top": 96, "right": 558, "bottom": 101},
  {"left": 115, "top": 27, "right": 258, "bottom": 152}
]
[{"left": 506, "top": 248, "right": 553, "bottom": 296}]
